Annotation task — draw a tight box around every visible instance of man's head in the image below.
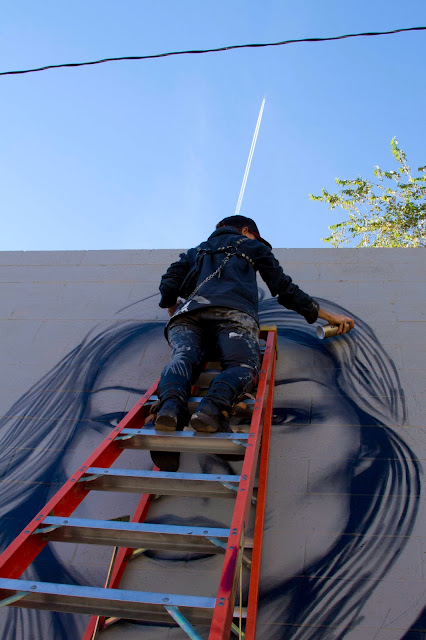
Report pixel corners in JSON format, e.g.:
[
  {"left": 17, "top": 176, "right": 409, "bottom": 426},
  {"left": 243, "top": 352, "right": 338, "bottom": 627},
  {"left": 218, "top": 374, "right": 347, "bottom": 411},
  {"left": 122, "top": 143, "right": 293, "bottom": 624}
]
[{"left": 216, "top": 215, "right": 272, "bottom": 249}]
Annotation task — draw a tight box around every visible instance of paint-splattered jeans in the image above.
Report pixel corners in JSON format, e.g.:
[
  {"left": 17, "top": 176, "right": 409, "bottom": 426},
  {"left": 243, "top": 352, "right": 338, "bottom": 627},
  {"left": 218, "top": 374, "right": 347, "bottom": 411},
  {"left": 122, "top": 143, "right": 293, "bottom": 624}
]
[{"left": 158, "top": 308, "right": 260, "bottom": 416}]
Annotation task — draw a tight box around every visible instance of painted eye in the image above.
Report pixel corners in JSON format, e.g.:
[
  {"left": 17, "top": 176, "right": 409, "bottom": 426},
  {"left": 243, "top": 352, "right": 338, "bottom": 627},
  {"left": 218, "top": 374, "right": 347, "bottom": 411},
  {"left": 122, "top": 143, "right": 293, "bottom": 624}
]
[
  {"left": 272, "top": 409, "right": 310, "bottom": 425},
  {"left": 283, "top": 413, "right": 299, "bottom": 423}
]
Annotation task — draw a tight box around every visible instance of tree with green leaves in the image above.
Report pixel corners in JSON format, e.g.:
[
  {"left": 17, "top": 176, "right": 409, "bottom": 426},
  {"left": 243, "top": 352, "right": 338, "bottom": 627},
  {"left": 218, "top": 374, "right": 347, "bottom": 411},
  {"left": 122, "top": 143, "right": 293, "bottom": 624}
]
[{"left": 311, "top": 138, "right": 425, "bottom": 247}]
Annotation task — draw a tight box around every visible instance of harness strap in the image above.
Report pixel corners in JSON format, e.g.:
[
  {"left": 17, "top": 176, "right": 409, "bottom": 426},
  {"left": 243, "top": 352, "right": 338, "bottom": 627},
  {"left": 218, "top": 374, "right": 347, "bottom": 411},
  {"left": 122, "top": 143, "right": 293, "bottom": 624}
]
[
  {"left": 185, "top": 237, "right": 253, "bottom": 301},
  {"left": 196, "top": 236, "right": 255, "bottom": 267}
]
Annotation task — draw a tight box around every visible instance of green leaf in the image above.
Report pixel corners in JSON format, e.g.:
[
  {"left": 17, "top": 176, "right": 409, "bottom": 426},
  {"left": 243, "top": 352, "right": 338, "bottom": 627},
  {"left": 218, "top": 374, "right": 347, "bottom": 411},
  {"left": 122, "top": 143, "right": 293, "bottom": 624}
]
[{"left": 313, "top": 138, "right": 426, "bottom": 247}]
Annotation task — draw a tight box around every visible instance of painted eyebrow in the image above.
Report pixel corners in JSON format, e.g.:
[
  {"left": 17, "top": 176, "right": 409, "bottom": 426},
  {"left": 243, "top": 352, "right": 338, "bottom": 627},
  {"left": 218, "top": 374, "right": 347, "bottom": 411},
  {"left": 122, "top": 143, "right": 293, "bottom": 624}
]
[
  {"left": 275, "top": 378, "right": 329, "bottom": 388},
  {"left": 91, "top": 385, "right": 146, "bottom": 394}
]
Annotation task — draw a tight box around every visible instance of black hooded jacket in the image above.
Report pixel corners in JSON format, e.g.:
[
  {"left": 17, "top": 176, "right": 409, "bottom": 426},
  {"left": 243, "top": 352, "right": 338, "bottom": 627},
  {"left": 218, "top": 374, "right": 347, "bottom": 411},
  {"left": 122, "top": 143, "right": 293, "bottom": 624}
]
[{"left": 159, "top": 226, "right": 319, "bottom": 324}]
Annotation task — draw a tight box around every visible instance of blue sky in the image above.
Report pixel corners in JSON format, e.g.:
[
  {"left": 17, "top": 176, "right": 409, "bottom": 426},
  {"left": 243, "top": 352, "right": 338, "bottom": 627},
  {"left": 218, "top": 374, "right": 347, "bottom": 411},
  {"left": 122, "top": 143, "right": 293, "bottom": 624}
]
[{"left": 1, "top": 1, "right": 425, "bottom": 250}]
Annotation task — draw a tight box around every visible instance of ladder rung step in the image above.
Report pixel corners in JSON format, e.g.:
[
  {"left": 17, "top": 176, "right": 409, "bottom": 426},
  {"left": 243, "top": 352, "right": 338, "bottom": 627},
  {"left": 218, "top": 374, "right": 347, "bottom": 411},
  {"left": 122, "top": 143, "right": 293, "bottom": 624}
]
[
  {"left": 0, "top": 579, "right": 217, "bottom": 624},
  {"left": 82, "top": 468, "right": 241, "bottom": 497},
  {"left": 36, "top": 517, "right": 230, "bottom": 552},
  {"left": 118, "top": 428, "right": 249, "bottom": 454},
  {"left": 147, "top": 395, "right": 255, "bottom": 406}
]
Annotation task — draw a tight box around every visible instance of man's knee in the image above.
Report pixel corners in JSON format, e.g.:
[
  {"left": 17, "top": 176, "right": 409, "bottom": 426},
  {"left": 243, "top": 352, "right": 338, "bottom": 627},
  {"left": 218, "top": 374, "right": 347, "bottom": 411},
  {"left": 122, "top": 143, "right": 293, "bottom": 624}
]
[{"left": 218, "top": 325, "right": 260, "bottom": 371}]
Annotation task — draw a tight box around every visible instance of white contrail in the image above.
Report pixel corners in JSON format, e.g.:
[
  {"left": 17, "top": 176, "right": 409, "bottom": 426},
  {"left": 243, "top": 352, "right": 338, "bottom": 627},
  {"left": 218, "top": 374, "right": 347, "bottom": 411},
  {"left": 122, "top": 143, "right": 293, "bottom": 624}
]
[{"left": 234, "top": 97, "right": 265, "bottom": 216}]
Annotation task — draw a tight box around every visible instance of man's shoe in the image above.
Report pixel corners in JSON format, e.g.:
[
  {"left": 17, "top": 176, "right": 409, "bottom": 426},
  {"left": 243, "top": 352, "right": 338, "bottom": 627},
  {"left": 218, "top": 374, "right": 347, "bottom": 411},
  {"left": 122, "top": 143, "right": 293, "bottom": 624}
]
[
  {"left": 190, "top": 410, "right": 232, "bottom": 433},
  {"left": 190, "top": 409, "right": 245, "bottom": 461},
  {"left": 155, "top": 399, "right": 188, "bottom": 432},
  {"left": 155, "top": 410, "right": 178, "bottom": 431},
  {"left": 151, "top": 400, "right": 189, "bottom": 471}
]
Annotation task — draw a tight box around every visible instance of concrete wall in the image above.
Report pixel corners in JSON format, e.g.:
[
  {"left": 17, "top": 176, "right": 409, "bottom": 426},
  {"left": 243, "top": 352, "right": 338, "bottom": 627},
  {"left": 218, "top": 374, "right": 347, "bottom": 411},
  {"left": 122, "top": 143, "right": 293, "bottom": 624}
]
[{"left": 0, "top": 248, "right": 424, "bottom": 639}]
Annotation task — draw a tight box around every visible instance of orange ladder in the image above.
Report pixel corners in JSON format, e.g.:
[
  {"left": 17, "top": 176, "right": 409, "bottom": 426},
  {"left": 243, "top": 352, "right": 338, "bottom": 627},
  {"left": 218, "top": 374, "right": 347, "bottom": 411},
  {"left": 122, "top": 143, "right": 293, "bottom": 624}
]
[{"left": 0, "top": 326, "right": 277, "bottom": 640}]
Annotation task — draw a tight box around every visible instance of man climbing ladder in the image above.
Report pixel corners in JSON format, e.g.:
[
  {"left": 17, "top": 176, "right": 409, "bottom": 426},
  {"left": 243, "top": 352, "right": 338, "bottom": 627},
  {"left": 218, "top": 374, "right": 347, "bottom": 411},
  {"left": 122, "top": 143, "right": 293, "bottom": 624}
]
[{"left": 152, "top": 215, "right": 355, "bottom": 471}]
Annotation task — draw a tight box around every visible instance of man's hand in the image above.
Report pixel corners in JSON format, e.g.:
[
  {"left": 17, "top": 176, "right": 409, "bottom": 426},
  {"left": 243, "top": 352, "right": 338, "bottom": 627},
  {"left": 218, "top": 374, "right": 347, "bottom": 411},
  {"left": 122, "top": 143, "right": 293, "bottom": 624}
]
[
  {"left": 318, "top": 307, "right": 355, "bottom": 335},
  {"left": 167, "top": 299, "right": 183, "bottom": 317}
]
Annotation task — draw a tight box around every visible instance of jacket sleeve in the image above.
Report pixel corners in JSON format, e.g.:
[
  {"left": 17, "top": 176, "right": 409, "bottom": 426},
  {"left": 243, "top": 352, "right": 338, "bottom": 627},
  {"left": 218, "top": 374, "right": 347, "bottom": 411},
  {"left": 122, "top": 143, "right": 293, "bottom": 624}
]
[
  {"left": 159, "top": 251, "right": 192, "bottom": 308},
  {"left": 254, "top": 245, "right": 319, "bottom": 324}
]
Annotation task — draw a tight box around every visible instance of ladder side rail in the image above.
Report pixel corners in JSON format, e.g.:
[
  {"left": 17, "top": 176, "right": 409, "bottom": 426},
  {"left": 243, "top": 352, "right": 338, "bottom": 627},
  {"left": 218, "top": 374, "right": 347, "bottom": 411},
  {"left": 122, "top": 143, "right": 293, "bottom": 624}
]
[
  {"left": 245, "top": 346, "right": 275, "bottom": 639},
  {"left": 0, "top": 380, "right": 159, "bottom": 580},
  {"left": 208, "top": 330, "right": 276, "bottom": 640}
]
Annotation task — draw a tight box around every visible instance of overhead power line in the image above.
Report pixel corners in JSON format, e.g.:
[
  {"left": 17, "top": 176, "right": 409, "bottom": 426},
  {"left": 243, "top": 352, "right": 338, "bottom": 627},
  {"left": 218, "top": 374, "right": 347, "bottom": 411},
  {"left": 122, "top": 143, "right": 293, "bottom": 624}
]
[{"left": 1, "top": 26, "right": 425, "bottom": 77}]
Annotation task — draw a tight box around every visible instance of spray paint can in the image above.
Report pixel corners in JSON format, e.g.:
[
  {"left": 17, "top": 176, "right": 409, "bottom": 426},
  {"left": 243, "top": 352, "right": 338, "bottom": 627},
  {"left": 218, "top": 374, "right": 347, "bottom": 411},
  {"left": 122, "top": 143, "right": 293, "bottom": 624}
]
[{"left": 317, "top": 323, "right": 352, "bottom": 340}]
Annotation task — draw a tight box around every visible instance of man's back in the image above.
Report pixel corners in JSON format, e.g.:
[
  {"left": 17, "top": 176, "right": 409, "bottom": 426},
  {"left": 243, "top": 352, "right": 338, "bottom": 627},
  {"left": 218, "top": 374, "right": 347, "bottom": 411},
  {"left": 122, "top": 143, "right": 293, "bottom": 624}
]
[{"left": 160, "top": 223, "right": 319, "bottom": 325}]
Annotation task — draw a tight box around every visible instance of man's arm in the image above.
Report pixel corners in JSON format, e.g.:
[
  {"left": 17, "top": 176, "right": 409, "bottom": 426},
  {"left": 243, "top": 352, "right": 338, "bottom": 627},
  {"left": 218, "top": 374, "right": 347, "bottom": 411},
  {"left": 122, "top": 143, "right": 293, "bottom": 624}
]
[
  {"left": 167, "top": 300, "right": 183, "bottom": 317},
  {"left": 159, "top": 252, "right": 192, "bottom": 310},
  {"left": 254, "top": 244, "right": 355, "bottom": 331},
  {"left": 254, "top": 245, "right": 320, "bottom": 323},
  {"left": 317, "top": 307, "right": 355, "bottom": 334}
]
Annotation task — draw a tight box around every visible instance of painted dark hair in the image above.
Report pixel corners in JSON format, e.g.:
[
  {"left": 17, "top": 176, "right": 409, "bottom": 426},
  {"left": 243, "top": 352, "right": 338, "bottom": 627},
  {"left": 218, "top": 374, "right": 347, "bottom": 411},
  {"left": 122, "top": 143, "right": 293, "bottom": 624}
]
[
  {"left": 0, "top": 321, "right": 164, "bottom": 637},
  {"left": 258, "top": 294, "right": 420, "bottom": 639}
]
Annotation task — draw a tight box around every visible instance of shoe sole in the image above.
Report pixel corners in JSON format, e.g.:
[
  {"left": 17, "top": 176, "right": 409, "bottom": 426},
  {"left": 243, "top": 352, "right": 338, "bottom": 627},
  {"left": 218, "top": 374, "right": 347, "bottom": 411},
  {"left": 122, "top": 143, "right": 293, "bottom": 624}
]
[
  {"left": 155, "top": 413, "right": 178, "bottom": 432},
  {"left": 190, "top": 413, "right": 217, "bottom": 433},
  {"left": 189, "top": 412, "right": 234, "bottom": 434}
]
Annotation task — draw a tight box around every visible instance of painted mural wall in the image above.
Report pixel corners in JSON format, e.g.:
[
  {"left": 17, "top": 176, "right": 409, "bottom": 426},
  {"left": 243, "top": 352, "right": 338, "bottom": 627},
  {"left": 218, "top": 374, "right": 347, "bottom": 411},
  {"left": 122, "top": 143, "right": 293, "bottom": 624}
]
[{"left": 0, "top": 248, "right": 424, "bottom": 640}]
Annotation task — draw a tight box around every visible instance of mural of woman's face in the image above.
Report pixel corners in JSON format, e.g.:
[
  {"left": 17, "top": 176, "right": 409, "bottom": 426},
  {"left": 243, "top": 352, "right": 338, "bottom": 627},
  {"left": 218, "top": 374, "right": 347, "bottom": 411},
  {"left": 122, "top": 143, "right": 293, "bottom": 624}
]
[
  {"left": 68, "top": 330, "right": 361, "bottom": 602},
  {"left": 5, "top": 307, "right": 420, "bottom": 640}
]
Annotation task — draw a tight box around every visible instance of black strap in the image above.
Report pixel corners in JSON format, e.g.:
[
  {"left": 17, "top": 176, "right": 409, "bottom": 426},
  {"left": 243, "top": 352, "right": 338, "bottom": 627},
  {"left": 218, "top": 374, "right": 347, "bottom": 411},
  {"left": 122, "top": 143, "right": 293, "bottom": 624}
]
[{"left": 196, "top": 236, "right": 254, "bottom": 267}]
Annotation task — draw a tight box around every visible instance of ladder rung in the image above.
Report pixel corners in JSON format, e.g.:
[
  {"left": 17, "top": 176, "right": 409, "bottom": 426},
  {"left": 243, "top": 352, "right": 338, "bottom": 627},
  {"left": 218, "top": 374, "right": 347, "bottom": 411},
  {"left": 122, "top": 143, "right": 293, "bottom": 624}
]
[
  {"left": 118, "top": 428, "right": 250, "bottom": 454},
  {"left": 0, "top": 579, "right": 217, "bottom": 624},
  {"left": 35, "top": 517, "right": 230, "bottom": 553},
  {"left": 82, "top": 468, "right": 241, "bottom": 497},
  {"left": 148, "top": 395, "right": 255, "bottom": 405}
]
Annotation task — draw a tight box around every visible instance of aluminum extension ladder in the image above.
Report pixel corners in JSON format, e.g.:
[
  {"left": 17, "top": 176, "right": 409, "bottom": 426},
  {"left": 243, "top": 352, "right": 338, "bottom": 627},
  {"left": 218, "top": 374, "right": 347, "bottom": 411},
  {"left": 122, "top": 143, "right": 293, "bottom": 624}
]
[{"left": 0, "top": 326, "right": 277, "bottom": 640}]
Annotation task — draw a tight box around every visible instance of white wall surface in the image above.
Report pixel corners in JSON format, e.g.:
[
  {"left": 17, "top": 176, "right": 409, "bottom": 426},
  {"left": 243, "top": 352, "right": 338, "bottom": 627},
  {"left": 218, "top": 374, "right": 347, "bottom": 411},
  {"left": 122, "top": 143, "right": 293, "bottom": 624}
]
[{"left": 0, "top": 248, "right": 424, "bottom": 639}]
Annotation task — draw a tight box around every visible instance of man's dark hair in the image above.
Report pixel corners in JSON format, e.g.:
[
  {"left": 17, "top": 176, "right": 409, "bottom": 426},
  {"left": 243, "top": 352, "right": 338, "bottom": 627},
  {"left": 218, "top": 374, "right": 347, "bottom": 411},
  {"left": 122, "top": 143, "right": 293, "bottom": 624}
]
[{"left": 216, "top": 215, "right": 272, "bottom": 248}]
